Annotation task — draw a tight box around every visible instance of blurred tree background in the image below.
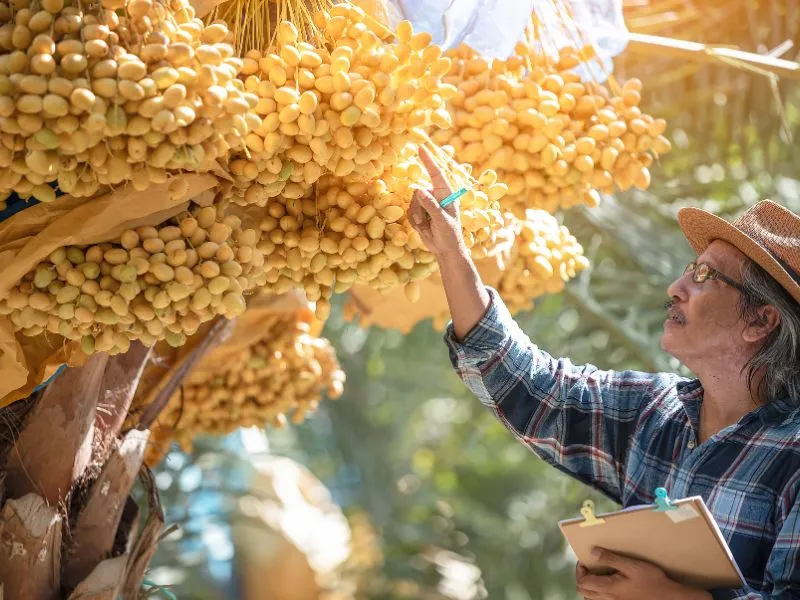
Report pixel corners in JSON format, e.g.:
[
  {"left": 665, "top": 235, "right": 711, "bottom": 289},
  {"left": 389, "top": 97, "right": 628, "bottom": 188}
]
[{"left": 145, "top": 2, "right": 800, "bottom": 598}]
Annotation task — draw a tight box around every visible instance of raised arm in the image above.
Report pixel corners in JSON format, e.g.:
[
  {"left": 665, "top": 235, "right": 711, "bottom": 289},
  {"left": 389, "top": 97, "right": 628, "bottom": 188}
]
[{"left": 409, "top": 150, "right": 669, "bottom": 502}]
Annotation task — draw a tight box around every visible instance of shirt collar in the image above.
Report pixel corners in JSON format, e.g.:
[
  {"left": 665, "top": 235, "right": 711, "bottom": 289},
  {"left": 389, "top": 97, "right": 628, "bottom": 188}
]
[
  {"left": 676, "top": 379, "right": 704, "bottom": 429},
  {"left": 760, "top": 395, "right": 800, "bottom": 426},
  {"left": 676, "top": 378, "right": 799, "bottom": 427}
]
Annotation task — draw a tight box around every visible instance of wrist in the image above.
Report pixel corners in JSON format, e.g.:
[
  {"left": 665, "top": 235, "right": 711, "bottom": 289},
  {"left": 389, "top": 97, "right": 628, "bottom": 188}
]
[{"left": 433, "top": 242, "right": 471, "bottom": 267}]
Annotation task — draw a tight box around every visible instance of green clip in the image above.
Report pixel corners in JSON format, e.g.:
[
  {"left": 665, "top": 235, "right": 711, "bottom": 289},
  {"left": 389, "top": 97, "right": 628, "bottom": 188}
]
[
  {"left": 578, "top": 500, "right": 606, "bottom": 528},
  {"left": 654, "top": 487, "right": 678, "bottom": 512},
  {"left": 439, "top": 187, "right": 468, "bottom": 209}
]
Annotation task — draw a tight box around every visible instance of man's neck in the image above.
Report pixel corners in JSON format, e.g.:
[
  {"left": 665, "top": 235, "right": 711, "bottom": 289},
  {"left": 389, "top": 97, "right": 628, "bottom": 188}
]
[{"left": 696, "top": 370, "right": 762, "bottom": 442}]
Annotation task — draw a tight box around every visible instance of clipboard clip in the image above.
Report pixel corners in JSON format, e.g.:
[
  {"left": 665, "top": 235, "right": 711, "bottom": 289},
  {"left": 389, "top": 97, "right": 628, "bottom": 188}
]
[
  {"left": 578, "top": 500, "right": 606, "bottom": 528},
  {"left": 654, "top": 487, "right": 679, "bottom": 512}
]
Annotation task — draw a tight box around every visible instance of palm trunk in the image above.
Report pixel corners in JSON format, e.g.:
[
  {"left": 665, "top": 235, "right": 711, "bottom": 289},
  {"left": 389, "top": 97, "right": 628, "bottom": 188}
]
[{"left": 0, "top": 318, "right": 233, "bottom": 599}]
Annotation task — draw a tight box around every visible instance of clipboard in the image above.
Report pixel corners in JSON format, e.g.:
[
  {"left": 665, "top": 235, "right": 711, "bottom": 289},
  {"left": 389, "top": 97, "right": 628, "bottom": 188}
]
[{"left": 559, "top": 489, "right": 746, "bottom": 590}]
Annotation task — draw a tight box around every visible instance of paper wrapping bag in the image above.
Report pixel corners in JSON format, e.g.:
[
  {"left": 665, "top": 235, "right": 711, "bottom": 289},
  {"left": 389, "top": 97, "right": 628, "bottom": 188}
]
[
  {"left": 347, "top": 223, "right": 518, "bottom": 333},
  {"left": 129, "top": 290, "right": 314, "bottom": 465},
  {"left": 132, "top": 290, "right": 314, "bottom": 410},
  {"left": 393, "top": 0, "right": 535, "bottom": 59},
  {"left": 191, "top": 0, "right": 228, "bottom": 18},
  {"left": 0, "top": 174, "right": 219, "bottom": 407},
  {"left": 353, "top": 0, "right": 403, "bottom": 30},
  {"left": 188, "top": 290, "right": 316, "bottom": 380},
  {"left": 390, "top": 0, "right": 627, "bottom": 81}
]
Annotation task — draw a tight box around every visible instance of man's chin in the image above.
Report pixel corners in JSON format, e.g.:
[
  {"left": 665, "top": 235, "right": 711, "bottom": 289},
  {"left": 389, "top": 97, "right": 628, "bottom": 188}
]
[
  {"left": 661, "top": 327, "right": 688, "bottom": 359},
  {"left": 660, "top": 323, "right": 678, "bottom": 354}
]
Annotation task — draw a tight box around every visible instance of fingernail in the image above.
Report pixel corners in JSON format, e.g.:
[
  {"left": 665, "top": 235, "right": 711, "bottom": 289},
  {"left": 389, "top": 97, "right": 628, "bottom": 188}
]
[
  {"left": 591, "top": 548, "right": 602, "bottom": 559},
  {"left": 412, "top": 214, "right": 422, "bottom": 225}
]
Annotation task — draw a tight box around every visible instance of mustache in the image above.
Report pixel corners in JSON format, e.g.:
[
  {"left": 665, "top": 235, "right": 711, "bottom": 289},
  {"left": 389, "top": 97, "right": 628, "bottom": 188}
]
[{"left": 664, "top": 300, "right": 687, "bottom": 324}]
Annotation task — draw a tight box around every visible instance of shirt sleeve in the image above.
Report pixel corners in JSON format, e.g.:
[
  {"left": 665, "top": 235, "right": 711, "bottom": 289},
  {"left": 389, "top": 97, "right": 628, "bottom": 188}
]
[
  {"left": 444, "top": 287, "right": 673, "bottom": 503},
  {"left": 710, "top": 487, "right": 800, "bottom": 600}
]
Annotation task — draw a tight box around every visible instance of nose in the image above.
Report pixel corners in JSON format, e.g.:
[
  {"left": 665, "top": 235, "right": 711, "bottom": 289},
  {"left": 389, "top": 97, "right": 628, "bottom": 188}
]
[{"left": 666, "top": 271, "right": 690, "bottom": 302}]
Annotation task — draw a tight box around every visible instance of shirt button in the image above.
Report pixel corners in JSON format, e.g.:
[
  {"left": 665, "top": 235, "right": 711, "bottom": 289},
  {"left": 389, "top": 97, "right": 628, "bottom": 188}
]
[{"left": 688, "top": 440, "right": 697, "bottom": 449}]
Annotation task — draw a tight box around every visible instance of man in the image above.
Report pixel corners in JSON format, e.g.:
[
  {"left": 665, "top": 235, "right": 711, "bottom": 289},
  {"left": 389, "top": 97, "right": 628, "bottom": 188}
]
[{"left": 409, "top": 148, "right": 800, "bottom": 600}]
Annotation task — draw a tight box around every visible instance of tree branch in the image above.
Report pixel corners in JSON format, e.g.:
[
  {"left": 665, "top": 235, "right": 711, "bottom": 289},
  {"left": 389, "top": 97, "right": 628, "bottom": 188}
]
[{"left": 137, "top": 317, "right": 235, "bottom": 430}]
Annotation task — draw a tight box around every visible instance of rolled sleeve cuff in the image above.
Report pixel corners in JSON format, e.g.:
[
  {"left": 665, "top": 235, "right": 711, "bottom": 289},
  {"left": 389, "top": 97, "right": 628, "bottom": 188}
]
[{"left": 444, "top": 287, "right": 517, "bottom": 367}]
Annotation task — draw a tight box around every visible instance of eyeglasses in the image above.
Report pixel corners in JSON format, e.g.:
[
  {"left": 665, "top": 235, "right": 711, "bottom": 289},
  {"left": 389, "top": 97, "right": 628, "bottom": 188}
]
[{"left": 683, "top": 262, "right": 750, "bottom": 296}]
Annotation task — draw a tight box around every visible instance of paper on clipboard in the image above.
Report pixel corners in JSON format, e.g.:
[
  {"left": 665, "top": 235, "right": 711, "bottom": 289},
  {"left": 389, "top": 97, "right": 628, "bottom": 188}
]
[{"left": 559, "top": 496, "right": 745, "bottom": 590}]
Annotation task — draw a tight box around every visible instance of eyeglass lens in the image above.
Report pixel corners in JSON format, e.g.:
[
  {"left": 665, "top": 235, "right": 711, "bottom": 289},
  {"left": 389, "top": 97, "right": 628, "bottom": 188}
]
[{"left": 684, "top": 262, "right": 711, "bottom": 283}]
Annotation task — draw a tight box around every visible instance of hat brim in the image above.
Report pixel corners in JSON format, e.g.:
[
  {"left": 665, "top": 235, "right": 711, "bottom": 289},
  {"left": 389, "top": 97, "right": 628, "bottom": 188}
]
[{"left": 677, "top": 207, "right": 800, "bottom": 304}]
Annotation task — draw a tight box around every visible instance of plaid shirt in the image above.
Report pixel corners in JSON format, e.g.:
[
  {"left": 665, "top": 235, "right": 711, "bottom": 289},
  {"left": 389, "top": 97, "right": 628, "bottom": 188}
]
[{"left": 445, "top": 288, "right": 800, "bottom": 599}]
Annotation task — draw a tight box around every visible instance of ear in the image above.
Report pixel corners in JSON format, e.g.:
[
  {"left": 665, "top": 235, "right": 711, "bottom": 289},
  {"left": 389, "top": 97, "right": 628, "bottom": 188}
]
[{"left": 742, "top": 304, "right": 781, "bottom": 343}]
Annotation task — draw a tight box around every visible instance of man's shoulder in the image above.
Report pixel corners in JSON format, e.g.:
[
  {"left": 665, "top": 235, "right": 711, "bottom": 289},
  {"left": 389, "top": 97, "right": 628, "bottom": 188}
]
[
  {"left": 625, "top": 371, "right": 694, "bottom": 420},
  {"left": 559, "top": 363, "right": 691, "bottom": 418},
  {"left": 759, "top": 410, "right": 800, "bottom": 445},
  {"left": 577, "top": 365, "right": 691, "bottom": 402}
]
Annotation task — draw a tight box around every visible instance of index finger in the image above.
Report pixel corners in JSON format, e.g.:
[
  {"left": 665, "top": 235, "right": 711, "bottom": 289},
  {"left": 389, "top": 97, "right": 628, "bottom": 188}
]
[{"left": 419, "top": 146, "right": 454, "bottom": 201}]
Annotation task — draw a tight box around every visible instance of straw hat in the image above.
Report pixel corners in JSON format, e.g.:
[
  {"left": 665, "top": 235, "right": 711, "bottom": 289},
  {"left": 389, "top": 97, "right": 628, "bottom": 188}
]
[{"left": 677, "top": 200, "right": 800, "bottom": 304}]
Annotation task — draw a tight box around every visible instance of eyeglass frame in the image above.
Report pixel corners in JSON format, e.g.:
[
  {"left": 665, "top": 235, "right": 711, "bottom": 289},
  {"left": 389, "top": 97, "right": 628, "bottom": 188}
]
[{"left": 683, "top": 261, "right": 752, "bottom": 297}]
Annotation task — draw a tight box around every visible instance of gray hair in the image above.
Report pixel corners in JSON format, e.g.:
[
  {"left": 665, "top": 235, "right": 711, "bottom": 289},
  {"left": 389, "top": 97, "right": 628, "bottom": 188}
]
[{"left": 738, "top": 260, "right": 800, "bottom": 407}]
